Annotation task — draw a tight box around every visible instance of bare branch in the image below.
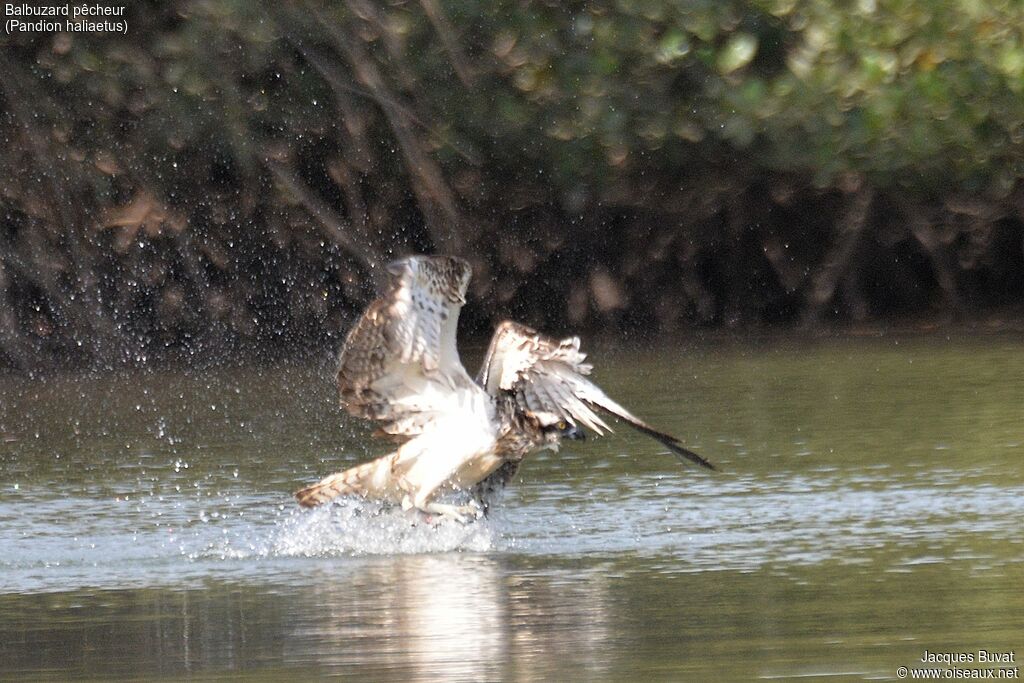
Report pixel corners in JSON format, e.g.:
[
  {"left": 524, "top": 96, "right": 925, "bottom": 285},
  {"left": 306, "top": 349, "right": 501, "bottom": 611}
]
[
  {"left": 802, "top": 188, "right": 874, "bottom": 325},
  {"left": 267, "top": 159, "right": 385, "bottom": 289},
  {"left": 418, "top": 0, "right": 475, "bottom": 86}
]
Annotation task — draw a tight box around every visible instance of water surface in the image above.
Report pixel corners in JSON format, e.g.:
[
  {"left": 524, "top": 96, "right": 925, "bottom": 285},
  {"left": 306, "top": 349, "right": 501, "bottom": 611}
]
[{"left": 1, "top": 335, "right": 1022, "bottom": 680}]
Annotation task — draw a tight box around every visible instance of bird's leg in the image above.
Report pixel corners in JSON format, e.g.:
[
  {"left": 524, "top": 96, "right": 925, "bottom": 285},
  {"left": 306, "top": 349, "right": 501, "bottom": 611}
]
[
  {"left": 399, "top": 499, "right": 435, "bottom": 526},
  {"left": 401, "top": 494, "right": 481, "bottom": 524},
  {"left": 421, "top": 500, "right": 482, "bottom": 524},
  {"left": 397, "top": 467, "right": 483, "bottom": 523}
]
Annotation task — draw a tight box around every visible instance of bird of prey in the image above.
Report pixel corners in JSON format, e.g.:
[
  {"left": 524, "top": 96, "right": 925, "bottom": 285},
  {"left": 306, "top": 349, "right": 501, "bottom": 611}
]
[{"left": 295, "top": 255, "right": 715, "bottom": 521}]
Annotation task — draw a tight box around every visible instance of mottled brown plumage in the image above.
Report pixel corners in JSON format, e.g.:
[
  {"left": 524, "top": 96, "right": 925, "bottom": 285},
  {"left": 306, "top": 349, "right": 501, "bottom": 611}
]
[
  {"left": 295, "top": 255, "right": 714, "bottom": 521},
  {"left": 335, "top": 255, "right": 475, "bottom": 431}
]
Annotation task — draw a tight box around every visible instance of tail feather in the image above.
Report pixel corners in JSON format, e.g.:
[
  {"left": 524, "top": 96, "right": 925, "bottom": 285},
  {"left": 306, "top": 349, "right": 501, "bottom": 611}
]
[{"left": 295, "top": 453, "right": 399, "bottom": 508}]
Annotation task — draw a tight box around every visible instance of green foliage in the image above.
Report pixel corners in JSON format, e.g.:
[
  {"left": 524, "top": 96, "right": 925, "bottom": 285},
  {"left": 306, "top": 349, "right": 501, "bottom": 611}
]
[
  {"left": 10, "top": 0, "right": 1024, "bottom": 203},
  {"left": 440, "top": 0, "right": 1024, "bottom": 195}
]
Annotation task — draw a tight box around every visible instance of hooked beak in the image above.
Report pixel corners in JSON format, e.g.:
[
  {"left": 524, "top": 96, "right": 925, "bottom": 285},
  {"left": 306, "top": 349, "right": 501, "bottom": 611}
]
[{"left": 563, "top": 424, "right": 585, "bottom": 441}]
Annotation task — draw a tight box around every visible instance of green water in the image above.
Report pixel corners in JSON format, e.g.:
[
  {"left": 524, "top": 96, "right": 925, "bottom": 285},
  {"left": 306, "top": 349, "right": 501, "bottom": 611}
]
[{"left": 0, "top": 335, "right": 1021, "bottom": 680}]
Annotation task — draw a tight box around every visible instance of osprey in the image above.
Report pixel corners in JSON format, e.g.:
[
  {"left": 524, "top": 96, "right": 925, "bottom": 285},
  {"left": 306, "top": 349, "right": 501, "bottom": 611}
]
[{"left": 295, "top": 255, "right": 715, "bottom": 521}]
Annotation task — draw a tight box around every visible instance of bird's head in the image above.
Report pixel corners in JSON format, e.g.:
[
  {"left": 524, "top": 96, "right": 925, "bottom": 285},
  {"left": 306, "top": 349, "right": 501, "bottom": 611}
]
[
  {"left": 538, "top": 416, "right": 586, "bottom": 450},
  {"left": 387, "top": 255, "right": 471, "bottom": 305}
]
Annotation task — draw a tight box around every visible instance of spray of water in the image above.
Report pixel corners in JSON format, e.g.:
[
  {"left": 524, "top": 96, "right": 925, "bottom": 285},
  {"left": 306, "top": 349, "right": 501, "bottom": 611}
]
[{"left": 185, "top": 497, "right": 496, "bottom": 563}]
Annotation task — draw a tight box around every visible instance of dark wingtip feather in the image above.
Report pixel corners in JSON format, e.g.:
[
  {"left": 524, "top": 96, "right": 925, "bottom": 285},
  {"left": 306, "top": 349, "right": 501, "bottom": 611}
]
[
  {"left": 601, "top": 409, "right": 718, "bottom": 472},
  {"left": 659, "top": 437, "right": 718, "bottom": 471}
]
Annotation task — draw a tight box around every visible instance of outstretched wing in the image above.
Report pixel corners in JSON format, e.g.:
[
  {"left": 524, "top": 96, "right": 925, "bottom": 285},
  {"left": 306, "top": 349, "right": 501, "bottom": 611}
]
[
  {"left": 337, "top": 255, "right": 486, "bottom": 439},
  {"left": 477, "top": 321, "right": 715, "bottom": 470}
]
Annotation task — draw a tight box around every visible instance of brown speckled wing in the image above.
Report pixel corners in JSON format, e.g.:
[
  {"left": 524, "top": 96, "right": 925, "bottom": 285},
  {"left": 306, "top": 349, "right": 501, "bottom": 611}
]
[
  {"left": 335, "top": 296, "right": 393, "bottom": 420},
  {"left": 335, "top": 255, "right": 478, "bottom": 438},
  {"left": 478, "top": 320, "right": 716, "bottom": 471}
]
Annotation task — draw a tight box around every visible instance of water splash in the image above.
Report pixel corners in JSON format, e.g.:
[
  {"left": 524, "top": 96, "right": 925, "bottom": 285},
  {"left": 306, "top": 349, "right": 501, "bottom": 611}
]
[
  {"left": 271, "top": 501, "right": 494, "bottom": 556},
  {"left": 191, "top": 498, "right": 495, "bottom": 562}
]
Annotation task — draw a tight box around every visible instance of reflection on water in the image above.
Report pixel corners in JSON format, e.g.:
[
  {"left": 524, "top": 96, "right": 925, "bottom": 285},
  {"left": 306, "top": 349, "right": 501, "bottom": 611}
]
[
  {"left": 295, "top": 555, "right": 511, "bottom": 681},
  {"left": 289, "top": 554, "right": 610, "bottom": 682},
  {"left": 1, "top": 336, "right": 1024, "bottom": 679},
  {"left": 0, "top": 554, "right": 619, "bottom": 680},
  {"left": 1, "top": 552, "right": 1019, "bottom": 680}
]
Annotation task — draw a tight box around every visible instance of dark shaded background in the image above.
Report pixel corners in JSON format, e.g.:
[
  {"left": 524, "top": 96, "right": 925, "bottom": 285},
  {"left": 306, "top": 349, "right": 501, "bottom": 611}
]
[{"left": 3, "top": 0, "right": 1024, "bottom": 371}]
